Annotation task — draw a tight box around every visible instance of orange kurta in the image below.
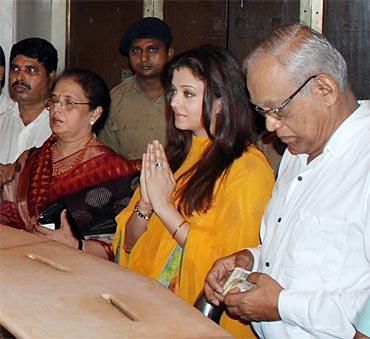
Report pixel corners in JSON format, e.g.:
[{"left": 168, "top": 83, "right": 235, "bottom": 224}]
[{"left": 113, "top": 136, "right": 274, "bottom": 338}]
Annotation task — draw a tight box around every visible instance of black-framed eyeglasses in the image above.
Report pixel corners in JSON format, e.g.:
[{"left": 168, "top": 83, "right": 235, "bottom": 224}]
[
  {"left": 251, "top": 75, "right": 318, "bottom": 120},
  {"left": 45, "top": 96, "right": 91, "bottom": 111}
]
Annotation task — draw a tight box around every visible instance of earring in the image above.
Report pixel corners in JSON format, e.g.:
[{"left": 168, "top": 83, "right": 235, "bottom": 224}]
[{"left": 89, "top": 120, "right": 94, "bottom": 126}]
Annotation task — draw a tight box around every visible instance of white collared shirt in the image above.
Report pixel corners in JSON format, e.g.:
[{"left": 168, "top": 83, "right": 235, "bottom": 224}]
[
  {"left": 0, "top": 92, "right": 15, "bottom": 116},
  {"left": 249, "top": 101, "right": 370, "bottom": 338},
  {"left": 0, "top": 100, "right": 51, "bottom": 164}
]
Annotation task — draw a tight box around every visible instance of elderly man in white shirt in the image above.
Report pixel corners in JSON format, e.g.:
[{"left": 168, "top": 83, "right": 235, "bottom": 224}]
[
  {"left": 204, "top": 23, "right": 370, "bottom": 338},
  {"left": 0, "top": 38, "right": 57, "bottom": 165}
]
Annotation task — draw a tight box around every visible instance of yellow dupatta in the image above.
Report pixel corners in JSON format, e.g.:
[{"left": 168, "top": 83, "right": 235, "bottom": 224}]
[{"left": 113, "top": 136, "right": 275, "bottom": 338}]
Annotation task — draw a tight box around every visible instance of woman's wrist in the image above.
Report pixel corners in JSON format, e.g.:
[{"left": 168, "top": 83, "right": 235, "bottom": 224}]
[
  {"left": 152, "top": 199, "right": 176, "bottom": 218},
  {"left": 134, "top": 201, "right": 153, "bottom": 220},
  {"left": 171, "top": 219, "right": 187, "bottom": 239},
  {"left": 136, "top": 200, "right": 153, "bottom": 215},
  {"left": 86, "top": 239, "right": 115, "bottom": 261}
]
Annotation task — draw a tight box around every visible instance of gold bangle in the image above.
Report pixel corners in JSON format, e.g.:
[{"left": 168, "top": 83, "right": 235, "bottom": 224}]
[{"left": 172, "top": 220, "right": 187, "bottom": 239}]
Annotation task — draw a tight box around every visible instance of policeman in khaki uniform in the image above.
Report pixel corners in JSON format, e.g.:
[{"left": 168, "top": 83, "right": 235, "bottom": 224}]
[{"left": 99, "top": 17, "right": 174, "bottom": 160}]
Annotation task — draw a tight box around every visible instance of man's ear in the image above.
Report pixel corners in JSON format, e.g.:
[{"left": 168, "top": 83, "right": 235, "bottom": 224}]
[
  {"left": 311, "top": 74, "right": 338, "bottom": 107},
  {"left": 168, "top": 47, "right": 175, "bottom": 61}
]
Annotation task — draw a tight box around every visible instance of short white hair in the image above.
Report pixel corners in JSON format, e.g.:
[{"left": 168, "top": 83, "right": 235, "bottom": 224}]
[{"left": 243, "top": 23, "right": 349, "bottom": 91}]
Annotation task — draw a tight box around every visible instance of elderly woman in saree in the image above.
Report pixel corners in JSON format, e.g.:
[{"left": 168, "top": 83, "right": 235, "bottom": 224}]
[
  {"left": 112, "top": 45, "right": 275, "bottom": 338},
  {"left": 0, "top": 68, "right": 138, "bottom": 259}
]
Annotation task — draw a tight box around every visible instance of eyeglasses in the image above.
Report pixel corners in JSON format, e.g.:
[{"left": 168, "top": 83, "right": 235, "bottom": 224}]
[
  {"left": 45, "top": 96, "right": 90, "bottom": 111},
  {"left": 10, "top": 64, "right": 42, "bottom": 77},
  {"left": 251, "top": 75, "right": 317, "bottom": 120}
]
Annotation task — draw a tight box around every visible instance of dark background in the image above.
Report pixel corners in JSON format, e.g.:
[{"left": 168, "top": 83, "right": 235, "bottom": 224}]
[{"left": 68, "top": 0, "right": 369, "bottom": 100}]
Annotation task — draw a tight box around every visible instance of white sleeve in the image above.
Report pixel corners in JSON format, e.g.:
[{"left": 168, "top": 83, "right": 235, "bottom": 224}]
[
  {"left": 278, "top": 289, "right": 370, "bottom": 338},
  {"left": 246, "top": 245, "right": 262, "bottom": 272}
]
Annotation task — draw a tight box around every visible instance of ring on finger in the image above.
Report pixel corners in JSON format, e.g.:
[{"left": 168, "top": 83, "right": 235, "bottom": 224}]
[{"left": 154, "top": 161, "right": 162, "bottom": 169}]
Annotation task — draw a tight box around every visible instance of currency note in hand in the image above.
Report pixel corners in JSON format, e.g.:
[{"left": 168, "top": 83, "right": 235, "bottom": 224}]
[{"left": 222, "top": 267, "right": 256, "bottom": 295}]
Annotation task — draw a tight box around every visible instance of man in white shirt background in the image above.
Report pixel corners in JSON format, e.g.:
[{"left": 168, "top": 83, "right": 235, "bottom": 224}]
[
  {"left": 0, "top": 45, "right": 15, "bottom": 119},
  {"left": 0, "top": 38, "right": 57, "bottom": 164},
  {"left": 204, "top": 23, "right": 370, "bottom": 338}
]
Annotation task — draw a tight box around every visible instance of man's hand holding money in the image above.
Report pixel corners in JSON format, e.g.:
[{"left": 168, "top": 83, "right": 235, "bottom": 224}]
[
  {"left": 222, "top": 267, "right": 256, "bottom": 296},
  {"left": 224, "top": 272, "right": 283, "bottom": 322},
  {"left": 204, "top": 249, "right": 254, "bottom": 306}
]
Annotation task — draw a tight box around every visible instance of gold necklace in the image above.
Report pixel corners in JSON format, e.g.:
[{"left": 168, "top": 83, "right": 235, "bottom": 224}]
[{"left": 51, "top": 135, "right": 96, "bottom": 179}]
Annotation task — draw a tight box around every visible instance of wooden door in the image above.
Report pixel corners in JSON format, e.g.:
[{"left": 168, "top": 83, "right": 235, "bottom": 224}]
[
  {"left": 68, "top": 0, "right": 228, "bottom": 89},
  {"left": 227, "top": 0, "right": 300, "bottom": 66},
  {"left": 164, "top": 0, "right": 228, "bottom": 55},
  {"left": 68, "top": 0, "right": 142, "bottom": 89},
  {"left": 323, "top": 0, "right": 370, "bottom": 100},
  {"left": 68, "top": 0, "right": 368, "bottom": 99}
]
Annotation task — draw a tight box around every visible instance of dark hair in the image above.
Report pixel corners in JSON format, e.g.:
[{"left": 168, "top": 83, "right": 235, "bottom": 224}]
[
  {"left": 10, "top": 37, "right": 58, "bottom": 74},
  {"left": 164, "top": 45, "right": 253, "bottom": 216},
  {"left": 120, "top": 17, "right": 172, "bottom": 55},
  {"left": 57, "top": 68, "right": 111, "bottom": 132},
  {"left": 0, "top": 45, "right": 5, "bottom": 88}
]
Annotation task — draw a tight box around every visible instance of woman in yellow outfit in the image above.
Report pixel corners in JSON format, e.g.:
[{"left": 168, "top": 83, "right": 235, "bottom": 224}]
[{"left": 113, "top": 45, "right": 274, "bottom": 338}]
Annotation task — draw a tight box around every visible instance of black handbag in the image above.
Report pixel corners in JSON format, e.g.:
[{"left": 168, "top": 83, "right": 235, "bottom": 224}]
[
  {"left": 38, "top": 200, "right": 83, "bottom": 239},
  {"left": 38, "top": 200, "right": 66, "bottom": 229}
]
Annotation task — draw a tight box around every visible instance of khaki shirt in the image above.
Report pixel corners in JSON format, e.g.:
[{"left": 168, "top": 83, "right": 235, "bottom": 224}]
[{"left": 99, "top": 75, "right": 166, "bottom": 159}]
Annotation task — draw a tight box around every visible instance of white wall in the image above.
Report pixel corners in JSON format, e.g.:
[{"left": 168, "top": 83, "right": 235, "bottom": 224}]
[{"left": 51, "top": 0, "right": 67, "bottom": 75}]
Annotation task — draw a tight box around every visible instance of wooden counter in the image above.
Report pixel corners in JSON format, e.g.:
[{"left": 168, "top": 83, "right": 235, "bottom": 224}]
[
  {"left": 0, "top": 225, "right": 231, "bottom": 338},
  {"left": 0, "top": 226, "right": 50, "bottom": 250}
]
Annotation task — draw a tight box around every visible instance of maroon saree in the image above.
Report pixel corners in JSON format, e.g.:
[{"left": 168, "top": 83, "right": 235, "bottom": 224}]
[{"left": 0, "top": 136, "right": 139, "bottom": 235}]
